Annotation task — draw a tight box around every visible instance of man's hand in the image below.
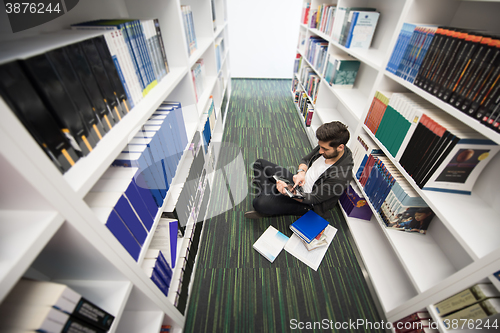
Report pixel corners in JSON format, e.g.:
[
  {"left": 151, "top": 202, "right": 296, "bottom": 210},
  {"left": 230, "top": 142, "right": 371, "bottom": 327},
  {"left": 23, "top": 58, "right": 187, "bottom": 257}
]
[
  {"left": 293, "top": 172, "right": 306, "bottom": 188},
  {"left": 276, "top": 180, "right": 288, "bottom": 195}
]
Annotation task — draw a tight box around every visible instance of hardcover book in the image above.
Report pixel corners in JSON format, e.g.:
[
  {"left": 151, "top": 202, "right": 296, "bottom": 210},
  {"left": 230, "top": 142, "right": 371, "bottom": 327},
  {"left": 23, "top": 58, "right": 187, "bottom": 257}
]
[
  {"left": 435, "top": 283, "right": 500, "bottom": 317},
  {"left": 253, "top": 226, "right": 289, "bottom": 263},
  {"left": 289, "top": 210, "right": 329, "bottom": 243}
]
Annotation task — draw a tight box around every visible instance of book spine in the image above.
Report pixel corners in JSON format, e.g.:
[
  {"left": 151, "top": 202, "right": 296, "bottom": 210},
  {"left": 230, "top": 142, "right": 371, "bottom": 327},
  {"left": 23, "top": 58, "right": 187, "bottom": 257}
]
[
  {"left": 154, "top": 18, "right": 170, "bottom": 73},
  {"left": 414, "top": 27, "right": 446, "bottom": 88}
]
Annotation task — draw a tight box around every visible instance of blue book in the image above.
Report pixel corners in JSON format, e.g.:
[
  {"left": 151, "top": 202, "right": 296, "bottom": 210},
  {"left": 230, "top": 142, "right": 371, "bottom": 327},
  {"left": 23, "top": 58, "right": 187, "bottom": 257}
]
[
  {"left": 289, "top": 210, "right": 329, "bottom": 243},
  {"left": 408, "top": 27, "right": 436, "bottom": 83},
  {"left": 396, "top": 26, "right": 420, "bottom": 78},
  {"left": 387, "top": 23, "right": 416, "bottom": 74},
  {"left": 94, "top": 207, "right": 141, "bottom": 260}
]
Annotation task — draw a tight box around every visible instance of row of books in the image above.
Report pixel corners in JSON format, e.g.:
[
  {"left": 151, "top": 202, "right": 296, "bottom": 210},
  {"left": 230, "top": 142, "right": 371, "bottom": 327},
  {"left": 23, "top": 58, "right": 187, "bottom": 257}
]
[
  {"left": 192, "top": 59, "right": 206, "bottom": 103},
  {"left": 142, "top": 248, "right": 174, "bottom": 297},
  {"left": 364, "top": 91, "right": 499, "bottom": 194},
  {"left": 434, "top": 283, "right": 500, "bottom": 329},
  {"left": 160, "top": 325, "right": 172, "bottom": 332},
  {"left": 0, "top": 32, "right": 133, "bottom": 174},
  {"left": 387, "top": 23, "right": 500, "bottom": 132},
  {"left": 393, "top": 311, "right": 436, "bottom": 333},
  {"left": 85, "top": 166, "right": 158, "bottom": 261},
  {"left": 72, "top": 19, "right": 170, "bottom": 99},
  {"left": 293, "top": 84, "right": 314, "bottom": 127},
  {"left": 305, "top": 36, "right": 329, "bottom": 74},
  {"left": 113, "top": 101, "right": 188, "bottom": 205},
  {"left": 0, "top": 279, "right": 114, "bottom": 332},
  {"left": 215, "top": 37, "right": 225, "bottom": 73},
  {"left": 352, "top": 134, "right": 436, "bottom": 234},
  {"left": 339, "top": 181, "right": 373, "bottom": 221},
  {"left": 181, "top": 5, "right": 198, "bottom": 56},
  {"left": 299, "top": 66, "right": 320, "bottom": 104},
  {"left": 322, "top": 53, "right": 361, "bottom": 88},
  {"left": 310, "top": 4, "right": 336, "bottom": 36}
]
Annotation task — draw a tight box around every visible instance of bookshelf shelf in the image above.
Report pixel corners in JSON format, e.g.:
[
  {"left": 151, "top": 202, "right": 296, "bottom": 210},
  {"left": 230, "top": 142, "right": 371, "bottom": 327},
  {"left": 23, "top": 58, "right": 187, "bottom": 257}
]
[
  {"left": 0, "top": 210, "right": 64, "bottom": 302},
  {"left": 295, "top": 0, "right": 500, "bottom": 325},
  {"left": 0, "top": 0, "right": 230, "bottom": 330}
]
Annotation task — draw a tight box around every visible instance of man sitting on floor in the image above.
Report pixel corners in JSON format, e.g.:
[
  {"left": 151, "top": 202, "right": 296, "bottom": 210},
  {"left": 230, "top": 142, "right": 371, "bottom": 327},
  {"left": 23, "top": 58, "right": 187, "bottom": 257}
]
[{"left": 245, "top": 121, "right": 354, "bottom": 219}]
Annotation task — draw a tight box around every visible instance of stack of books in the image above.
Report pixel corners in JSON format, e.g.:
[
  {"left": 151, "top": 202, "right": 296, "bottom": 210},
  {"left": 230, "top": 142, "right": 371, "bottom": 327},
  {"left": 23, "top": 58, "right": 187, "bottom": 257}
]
[
  {"left": 351, "top": 138, "right": 436, "bottom": 234},
  {"left": 311, "top": 4, "right": 336, "bottom": 36},
  {"left": 322, "top": 53, "right": 361, "bottom": 88},
  {"left": 0, "top": 279, "right": 115, "bottom": 332},
  {"left": 72, "top": 19, "right": 170, "bottom": 98},
  {"left": 434, "top": 283, "right": 500, "bottom": 328},
  {"left": 289, "top": 210, "right": 329, "bottom": 251},
  {"left": 393, "top": 311, "right": 435, "bottom": 333},
  {"left": 142, "top": 248, "right": 173, "bottom": 297},
  {"left": 387, "top": 24, "right": 500, "bottom": 132},
  {"left": 305, "top": 36, "right": 329, "bottom": 73},
  {"left": 85, "top": 166, "right": 158, "bottom": 261},
  {"left": 331, "top": 7, "right": 379, "bottom": 49},
  {"left": 181, "top": 5, "right": 198, "bottom": 56},
  {"left": 364, "top": 91, "right": 500, "bottom": 194},
  {"left": 300, "top": 66, "right": 320, "bottom": 104}
]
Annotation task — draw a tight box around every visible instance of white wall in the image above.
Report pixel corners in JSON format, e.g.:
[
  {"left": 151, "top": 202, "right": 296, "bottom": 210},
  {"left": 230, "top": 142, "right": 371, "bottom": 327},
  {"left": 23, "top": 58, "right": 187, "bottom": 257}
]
[{"left": 227, "top": 0, "right": 302, "bottom": 79}]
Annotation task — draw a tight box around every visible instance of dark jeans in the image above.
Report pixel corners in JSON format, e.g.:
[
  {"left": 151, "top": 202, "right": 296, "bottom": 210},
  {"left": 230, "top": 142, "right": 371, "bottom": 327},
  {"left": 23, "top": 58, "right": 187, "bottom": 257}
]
[{"left": 252, "top": 159, "right": 312, "bottom": 216}]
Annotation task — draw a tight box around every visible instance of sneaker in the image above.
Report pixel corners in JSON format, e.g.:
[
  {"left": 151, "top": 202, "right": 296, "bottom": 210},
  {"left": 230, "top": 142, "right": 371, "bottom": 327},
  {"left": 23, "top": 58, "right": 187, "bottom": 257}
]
[{"left": 244, "top": 210, "right": 271, "bottom": 219}]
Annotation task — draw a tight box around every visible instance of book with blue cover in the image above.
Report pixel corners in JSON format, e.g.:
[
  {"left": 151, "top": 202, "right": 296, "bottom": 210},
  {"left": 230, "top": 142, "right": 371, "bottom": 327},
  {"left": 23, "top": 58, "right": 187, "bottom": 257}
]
[{"left": 289, "top": 210, "right": 329, "bottom": 243}]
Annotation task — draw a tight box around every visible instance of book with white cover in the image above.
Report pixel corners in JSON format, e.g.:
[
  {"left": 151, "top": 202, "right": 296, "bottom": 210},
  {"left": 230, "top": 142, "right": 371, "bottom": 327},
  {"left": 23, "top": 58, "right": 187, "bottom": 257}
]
[{"left": 253, "top": 226, "right": 289, "bottom": 263}]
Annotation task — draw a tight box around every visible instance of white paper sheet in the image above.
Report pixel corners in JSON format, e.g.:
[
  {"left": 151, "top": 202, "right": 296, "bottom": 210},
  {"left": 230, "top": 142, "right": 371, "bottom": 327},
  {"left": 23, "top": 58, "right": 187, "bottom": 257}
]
[{"left": 284, "top": 225, "right": 337, "bottom": 270}]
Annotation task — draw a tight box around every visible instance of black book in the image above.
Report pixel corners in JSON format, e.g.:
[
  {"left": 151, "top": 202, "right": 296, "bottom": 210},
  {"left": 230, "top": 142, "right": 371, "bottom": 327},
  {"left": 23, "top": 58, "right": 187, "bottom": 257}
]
[
  {"left": 424, "top": 29, "right": 463, "bottom": 93},
  {"left": 154, "top": 18, "right": 170, "bottom": 74},
  {"left": 420, "top": 134, "right": 461, "bottom": 187},
  {"left": 20, "top": 54, "right": 93, "bottom": 157},
  {"left": 466, "top": 65, "right": 500, "bottom": 120},
  {"left": 414, "top": 27, "right": 447, "bottom": 88},
  {"left": 400, "top": 116, "right": 436, "bottom": 178},
  {"left": 462, "top": 41, "right": 500, "bottom": 116},
  {"left": 0, "top": 61, "right": 80, "bottom": 173},
  {"left": 93, "top": 35, "right": 132, "bottom": 116},
  {"left": 436, "top": 33, "right": 483, "bottom": 101},
  {"left": 483, "top": 97, "right": 500, "bottom": 127},
  {"left": 421, "top": 28, "right": 458, "bottom": 91},
  {"left": 448, "top": 37, "right": 497, "bottom": 108},
  {"left": 63, "top": 42, "right": 113, "bottom": 133},
  {"left": 428, "top": 31, "right": 468, "bottom": 96},
  {"left": 489, "top": 103, "right": 500, "bottom": 132},
  {"left": 79, "top": 38, "right": 124, "bottom": 125},
  {"left": 46, "top": 47, "right": 102, "bottom": 146}
]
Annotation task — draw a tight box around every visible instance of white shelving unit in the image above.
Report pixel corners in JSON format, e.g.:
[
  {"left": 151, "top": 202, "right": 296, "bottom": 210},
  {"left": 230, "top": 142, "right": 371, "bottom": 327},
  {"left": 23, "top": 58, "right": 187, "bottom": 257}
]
[
  {"left": 0, "top": 0, "right": 230, "bottom": 331},
  {"left": 293, "top": 0, "right": 500, "bottom": 328}
]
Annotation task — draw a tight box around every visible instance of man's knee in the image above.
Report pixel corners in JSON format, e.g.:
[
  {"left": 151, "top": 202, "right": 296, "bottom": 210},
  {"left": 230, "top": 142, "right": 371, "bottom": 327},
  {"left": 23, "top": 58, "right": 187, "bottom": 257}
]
[{"left": 253, "top": 196, "right": 272, "bottom": 214}]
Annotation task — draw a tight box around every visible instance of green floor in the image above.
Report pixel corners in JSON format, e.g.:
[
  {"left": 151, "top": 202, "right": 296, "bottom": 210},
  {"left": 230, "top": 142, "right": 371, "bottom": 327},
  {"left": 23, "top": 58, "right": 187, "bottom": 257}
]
[{"left": 183, "top": 79, "right": 385, "bottom": 332}]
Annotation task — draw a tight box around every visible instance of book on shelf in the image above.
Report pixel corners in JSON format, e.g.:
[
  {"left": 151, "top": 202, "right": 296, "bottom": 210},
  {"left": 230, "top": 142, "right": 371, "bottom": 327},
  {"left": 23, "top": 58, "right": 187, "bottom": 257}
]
[
  {"left": 181, "top": 5, "right": 198, "bottom": 56},
  {"left": 252, "top": 226, "right": 289, "bottom": 263},
  {"left": 323, "top": 53, "right": 360, "bottom": 88},
  {"left": 351, "top": 132, "right": 382, "bottom": 179},
  {"left": 150, "top": 218, "right": 180, "bottom": 269},
  {"left": 435, "top": 283, "right": 500, "bottom": 317},
  {"left": 364, "top": 90, "right": 392, "bottom": 136},
  {"left": 305, "top": 36, "right": 328, "bottom": 72},
  {"left": 343, "top": 10, "right": 380, "bottom": 49},
  {"left": 301, "top": 2, "right": 311, "bottom": 25},
  {"left": 289, "top": 210, "right": 329, "bottom": 244},
  {"left": 142, "top": 257, "right": 173, "bottom": 296},
  {"left": 339, "top": 181, "right": 373, "bottom": 220},
  {"left": 331, "top": 7, "right": 376, "bottom": 45},
  {"left": 0, "top": 61, "right": 81, "bottom": 173},
  {"left": 1, "top": 279, "right": 114, "bottom": 331},
  {"left": 442, "top": 298, "right": 500, "bottom": 328},
  {"left": 314, "top": 4, "right": 336, "bottom": 36},
  {"left": 0, "top": 304, "right": 107, "bottom": 333},
  {"left": 387, "top": 23, "right": 417, "bottom": 75},
  {"left": 394, "top": 311, "right": 431, "bottom": 325},
  {"left": 285, "top": 224, "right": 337, "bottom": 271},
  {"left": 191, "top": 59, "right": 206, "bottom": 103}
]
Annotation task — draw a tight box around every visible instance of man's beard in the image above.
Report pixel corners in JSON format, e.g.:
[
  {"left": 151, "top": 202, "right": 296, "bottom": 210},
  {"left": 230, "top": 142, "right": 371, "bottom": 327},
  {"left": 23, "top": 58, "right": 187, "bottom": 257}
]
[{"left": 322, "top": 149, "right": 339, "bottom": 159}]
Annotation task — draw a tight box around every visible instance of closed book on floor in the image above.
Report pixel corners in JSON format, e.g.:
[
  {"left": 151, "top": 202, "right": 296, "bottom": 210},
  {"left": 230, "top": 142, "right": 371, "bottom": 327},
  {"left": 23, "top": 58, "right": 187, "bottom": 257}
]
[
  {"left": 253, "top": 226, "right": 289, "bottom": 263},
  {"left": 2, "top": 279, "right": 114, "bottom": 331},
  {"left": 289, "top": 210, "right": 329, "bottom": 243}
]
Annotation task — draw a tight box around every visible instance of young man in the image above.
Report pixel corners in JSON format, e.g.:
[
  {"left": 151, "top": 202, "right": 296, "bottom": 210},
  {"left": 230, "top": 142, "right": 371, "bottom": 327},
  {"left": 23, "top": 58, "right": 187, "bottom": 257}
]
[{"left": 245, "top": 121, "right": 353, "bottom": 219}]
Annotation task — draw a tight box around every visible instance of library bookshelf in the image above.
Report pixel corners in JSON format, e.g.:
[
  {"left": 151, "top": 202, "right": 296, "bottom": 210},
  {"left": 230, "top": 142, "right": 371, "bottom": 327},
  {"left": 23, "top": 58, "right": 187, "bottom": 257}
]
[
  {"left": 293, "top": 0, "right": 500, "bottom": 329},
  {"left": 0, "top": 0, "right": 231, "bottom": 332}
]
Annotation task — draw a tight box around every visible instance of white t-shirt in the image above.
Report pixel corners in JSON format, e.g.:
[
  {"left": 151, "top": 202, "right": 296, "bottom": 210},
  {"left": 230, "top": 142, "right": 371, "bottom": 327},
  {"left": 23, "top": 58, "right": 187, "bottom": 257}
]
[{"left": 302, "top": 156, "right": 331, "bottom": 194}]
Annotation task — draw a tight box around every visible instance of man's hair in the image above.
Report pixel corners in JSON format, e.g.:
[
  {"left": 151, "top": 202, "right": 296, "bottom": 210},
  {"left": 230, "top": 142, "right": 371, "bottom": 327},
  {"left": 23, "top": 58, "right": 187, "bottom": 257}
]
[{"left": 316, "top": 121, "right": 350, "bottom": 147}]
